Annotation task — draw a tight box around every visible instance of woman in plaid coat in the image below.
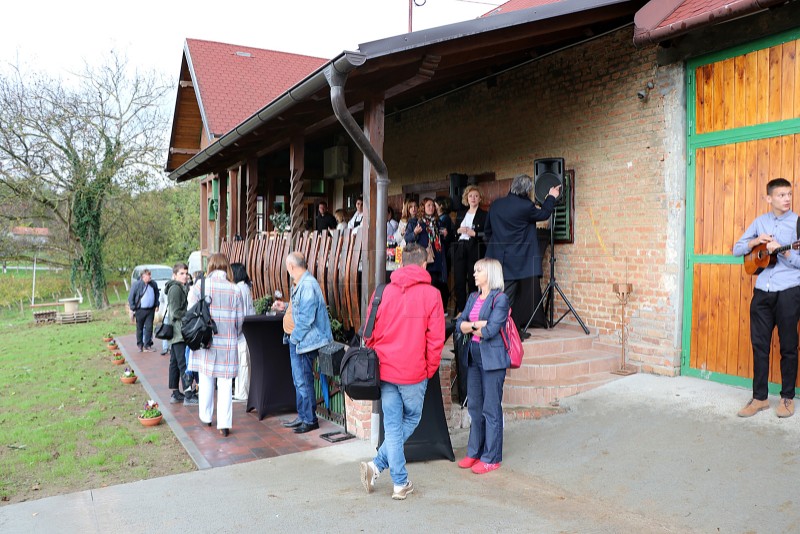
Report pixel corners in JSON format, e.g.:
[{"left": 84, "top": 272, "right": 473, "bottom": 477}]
[{"left": 187, "top": 253, "right": 244, "bottom": 437}]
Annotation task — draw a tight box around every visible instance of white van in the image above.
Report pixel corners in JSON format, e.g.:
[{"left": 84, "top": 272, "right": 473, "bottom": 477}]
[{"left": 188, "top": 251, "right": 203, "bottom": 276}]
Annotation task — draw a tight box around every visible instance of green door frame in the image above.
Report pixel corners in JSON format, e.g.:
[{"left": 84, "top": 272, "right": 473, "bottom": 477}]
[{"left": 682, "top": 27, "right": 800, "bottom": 392}]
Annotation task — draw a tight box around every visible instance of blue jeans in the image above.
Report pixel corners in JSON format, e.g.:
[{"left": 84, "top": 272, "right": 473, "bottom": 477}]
[
  {"left": 467, "top": 341, "right": 506, "bottom": 464},
  {"left": 374, "top": 379, "right": 428, "bottom": 486},
  {"left": 288, "top": 342, "right": 318, "bottom": 424}
]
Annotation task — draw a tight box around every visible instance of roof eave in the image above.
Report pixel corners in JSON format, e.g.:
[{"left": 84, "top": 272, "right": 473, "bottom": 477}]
[{"left": 633, "top": 0, "right": 788, "bottom": 47}]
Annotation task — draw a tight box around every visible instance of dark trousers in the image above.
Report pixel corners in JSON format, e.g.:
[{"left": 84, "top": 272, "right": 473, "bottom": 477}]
[
  {"left": 750, "top": 287, "right": 800, "bottom": 400},
  {"left": 134, "top": 308, "right": 156, "bottom": 349},
  {"left": 453, "top": 241, "right": 478, "bottom": 314},
  {"left": 168, "top": 341, "right": 192, "bottom": 395},
  {"left": 466, "top": 341, "right": 506, "bottom": 464},
  {"left": 505, "top": 276, "right": 546, "bottom": 330}
]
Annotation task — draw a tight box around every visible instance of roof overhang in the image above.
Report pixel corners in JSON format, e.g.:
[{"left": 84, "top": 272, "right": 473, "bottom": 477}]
[
  {"left": 170, "top": 0, "right": 648, "bottom": 182},
  {"left": 633, "top": 0, "right": 789, "bottom": 47}
]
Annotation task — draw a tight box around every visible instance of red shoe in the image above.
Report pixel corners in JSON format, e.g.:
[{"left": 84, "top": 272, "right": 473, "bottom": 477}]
[
  {"left": 457, "top": 456, "right": 479, "bottom": 469},
  {"left": 471, "top": 461, "right": 501, "bottom": 474}
]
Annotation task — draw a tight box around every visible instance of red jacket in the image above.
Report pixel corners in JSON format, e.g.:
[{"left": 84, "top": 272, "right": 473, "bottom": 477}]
[{"left": 365, "top": 264, "right": 445, "bottom": 385}]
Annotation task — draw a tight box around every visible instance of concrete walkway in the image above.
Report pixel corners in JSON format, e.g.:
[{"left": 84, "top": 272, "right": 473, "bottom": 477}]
[{"left": 2, "top": 374, "right": 798, "bottom": 533}]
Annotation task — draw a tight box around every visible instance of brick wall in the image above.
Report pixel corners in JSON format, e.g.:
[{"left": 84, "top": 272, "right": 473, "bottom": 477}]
[{"left": 382, "top": 28, "right": 685, "bottom": 375}]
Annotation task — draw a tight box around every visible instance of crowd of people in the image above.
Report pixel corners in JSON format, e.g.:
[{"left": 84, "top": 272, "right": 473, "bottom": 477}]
[{"left": 128, "top": 173, "right": 562, "bottom": 499}]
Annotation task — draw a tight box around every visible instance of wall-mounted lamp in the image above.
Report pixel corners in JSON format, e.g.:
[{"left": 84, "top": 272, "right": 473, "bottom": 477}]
[{"left": 637, "top": 81, "right": 655, "bottom": 101}]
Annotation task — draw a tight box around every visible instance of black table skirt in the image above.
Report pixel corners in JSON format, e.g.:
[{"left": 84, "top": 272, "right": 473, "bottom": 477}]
[{"left": 242, "top": 315, "right": 297, "bottom": 420}]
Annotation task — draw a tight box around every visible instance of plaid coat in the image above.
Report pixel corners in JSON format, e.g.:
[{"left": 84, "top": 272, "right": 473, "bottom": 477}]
[{"left": 186, "top": 270, "right": 243, "bottom": 379}]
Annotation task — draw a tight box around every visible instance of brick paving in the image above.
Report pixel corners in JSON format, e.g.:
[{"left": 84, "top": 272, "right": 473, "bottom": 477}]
[{"left": 117, "top": 333, "right": 343, "bottom": 469}]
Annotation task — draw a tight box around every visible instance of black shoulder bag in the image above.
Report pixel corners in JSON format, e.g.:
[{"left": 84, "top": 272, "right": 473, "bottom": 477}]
[{"left": 339, "top": 284, "right": 387, "bottom": 400}]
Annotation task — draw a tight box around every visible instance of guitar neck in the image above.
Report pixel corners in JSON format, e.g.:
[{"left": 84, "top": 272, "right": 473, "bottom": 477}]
[{"left": 770, "top": 240, "right": 800, "bottom": 255}]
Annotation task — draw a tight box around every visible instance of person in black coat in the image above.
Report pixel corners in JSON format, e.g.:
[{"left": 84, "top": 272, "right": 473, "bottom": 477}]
[
  {"left": 484, "top": 174, "right": 560, "bottom": 330},
  {"left": 315, "top": 201, "right": 337, "bottom": 232},
  {"left": 452, "top": 185, "right": 487, "bottom": 315}
]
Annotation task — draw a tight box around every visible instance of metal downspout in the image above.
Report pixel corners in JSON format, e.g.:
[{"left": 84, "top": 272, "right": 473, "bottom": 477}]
[{"left": 325, "top": 64, "right": 390, "bottom": 449}]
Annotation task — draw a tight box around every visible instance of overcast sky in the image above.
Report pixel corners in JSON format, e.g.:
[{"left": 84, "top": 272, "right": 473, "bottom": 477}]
[{"left": 1, "top": 0, "right": 498, "bottom": 77}]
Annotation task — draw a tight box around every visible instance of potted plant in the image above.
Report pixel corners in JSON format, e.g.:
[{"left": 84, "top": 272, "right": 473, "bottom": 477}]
[
  {"left": 102, "top": 333, "right": 114, "bottom": 342},
  {"left": 112, "top": 352, "right": 125, "bottom": 365},
  {"left": 120, "top": 367, "right": 137, "bottom": 384},
  {"left": 138, "top": 399, "right": 162, "bottom": 426},
  {"left": 107, "top": 341, "right": 118, "bottom": 350}
]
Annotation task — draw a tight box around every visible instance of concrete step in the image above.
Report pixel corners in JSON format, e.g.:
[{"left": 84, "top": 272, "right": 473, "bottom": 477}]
[
  {"left": 508, "top": 349, "right": 620, "bottom": 386},
  {"left": 522, "top": 325, "right": 596, "bottom": 356},
  {"left": 503, "top": 371, "right": 623, "bottom": 407}
]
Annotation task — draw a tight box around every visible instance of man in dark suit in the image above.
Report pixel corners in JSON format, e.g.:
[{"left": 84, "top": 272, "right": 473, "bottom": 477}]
[
  {"left": 315, "top": 201, "right": 337, "bottom": 232},
  {"left": 484, "top": 174, "right": 560, "bottom": 330},
  {"left": 128, "top": 269, "right": 160, "bottom": 352}
]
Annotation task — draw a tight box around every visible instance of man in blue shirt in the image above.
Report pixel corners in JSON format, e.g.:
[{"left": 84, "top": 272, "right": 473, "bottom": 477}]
[
  {"left": 128, "top": 269, "right": 160, "bottom": 352},
  {"left": 733, "top": 177, "right": 800, "bottom": 418}
]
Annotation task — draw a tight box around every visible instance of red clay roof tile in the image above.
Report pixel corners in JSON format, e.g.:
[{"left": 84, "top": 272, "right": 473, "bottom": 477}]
[{"left": 185, "top": 38, "right": 327, "bottom": 138}]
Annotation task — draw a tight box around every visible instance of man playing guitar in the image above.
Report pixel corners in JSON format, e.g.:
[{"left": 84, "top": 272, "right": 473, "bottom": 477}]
[{"left": 733, "top": 177, "right": 800, "bottom": 418}]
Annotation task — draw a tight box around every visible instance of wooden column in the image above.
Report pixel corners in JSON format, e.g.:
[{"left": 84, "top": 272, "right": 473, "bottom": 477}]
[
  {"left": 218, "top": 173, "right": 228, "bottom": 252},
  {"left": 361, "top": 97, "right": 385, "bottom": 313},
  {"left": 200, "top": 179, "right": 209, "bottom": 255},
  {"left": 228, "top": 167, "right": 239, "bottom": 241},
  {"left": 289, "top": 135, "right": 305, "bottom": 250}
]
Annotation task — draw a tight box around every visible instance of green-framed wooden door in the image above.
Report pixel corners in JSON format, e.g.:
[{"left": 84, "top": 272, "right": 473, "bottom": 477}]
[{"left": 683, "top": 28, "right": 800, "bottom": 391}]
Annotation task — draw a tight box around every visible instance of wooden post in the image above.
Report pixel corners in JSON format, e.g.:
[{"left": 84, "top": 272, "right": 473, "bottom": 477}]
[
  {"left": 289, "top": 135, "right": 305, "bottom": 251},
  {"left": 228, "top": 167, "right": 239, "bottom": 241},
  {"left": 360, "top": 97, "right": 385, "bottom": 315}
]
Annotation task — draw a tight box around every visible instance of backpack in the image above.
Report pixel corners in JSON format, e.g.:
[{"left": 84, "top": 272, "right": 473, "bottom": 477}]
[
  {"left": 340, "top": 284, "right": 386, "bottom": 400},
  {"left": 181, "top": 276, "right": 218, "bottom": 350},
  {"left": 492, "top": 293, "right": 524, "bottom": 369}
]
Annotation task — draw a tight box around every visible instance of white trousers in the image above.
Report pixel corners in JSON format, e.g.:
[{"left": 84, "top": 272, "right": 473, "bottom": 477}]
[
  {"left": 233, "top": 335, "right": 250, "bottom": 400},
  {"left": 199, "top": 373, "right": 233, "bottom": 430}
]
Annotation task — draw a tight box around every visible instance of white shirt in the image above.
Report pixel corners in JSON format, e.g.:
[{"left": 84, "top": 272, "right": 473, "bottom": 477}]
[
  {"left": 348, "top": 211, "right": 363, "bottom": 230},
  {"left": 459, "top": 212, "right": 476, "bottom": 241}
]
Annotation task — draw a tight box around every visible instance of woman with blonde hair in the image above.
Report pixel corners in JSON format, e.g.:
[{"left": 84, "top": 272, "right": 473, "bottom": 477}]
[
  {"left": 187, "top": 253, "right": 243, "bottom": 437},
  {"left": 334, "top": 209, "right": 348, "bottom": 232},
  {"left": 455, "top": 257, "right": 510, "bottom": 474},
  {"left": 453, "top": 185, "right": 487, "bottom": 315},
  {"left": 394, "top": 197, "right": 418, "bottom": 246}
]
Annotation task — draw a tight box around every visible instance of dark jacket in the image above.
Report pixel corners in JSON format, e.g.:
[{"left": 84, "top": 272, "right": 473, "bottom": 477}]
[
  {"left": 315, "top": 212, "right": 337, "bottom": 232},
  {"left": 484, "top": 193, "right": 556, "bottom": 280},
  {"left": 128, "top": 278, "right": 160, "bottom": 311},
  {"left": 456, "top": 289, "right": 510, "bottom": 371},
  {"left": 404, "top": 217, "right": 447, "bottom": 280},
  {"left": 365, "top": 264, "right": 445, "bottom": 384},
  {"left": 453, "top": 207, "right": 487, "bottom": 263},
  {"left": 165, "top": 280, "right": 189, "bottom": 322}
]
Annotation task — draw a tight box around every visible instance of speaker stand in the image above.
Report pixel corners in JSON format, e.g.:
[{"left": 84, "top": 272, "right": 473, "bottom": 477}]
[{"left": 524, "top": 213, "right": 589, "bottom": 335}]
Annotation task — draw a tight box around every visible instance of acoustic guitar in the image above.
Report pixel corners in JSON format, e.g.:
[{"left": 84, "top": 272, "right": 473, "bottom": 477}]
[{"left": 743, "top": 240, "right": 800, "bottom": 275}]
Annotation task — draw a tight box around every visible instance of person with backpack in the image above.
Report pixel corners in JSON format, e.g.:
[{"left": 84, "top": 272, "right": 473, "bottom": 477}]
[
  {"left": 186, "top": 254, "right": 243, "bottom": 437},
  {"left": 359, "top": 243, "right": 445, "bottom": 500},
  {"left": 455, "top": 257, "right": 510, "bottom": 474}
]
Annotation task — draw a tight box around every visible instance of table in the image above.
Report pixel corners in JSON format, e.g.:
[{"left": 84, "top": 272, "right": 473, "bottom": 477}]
[{"left": 242, "top": 314, "right": 297, "bottom": 420}]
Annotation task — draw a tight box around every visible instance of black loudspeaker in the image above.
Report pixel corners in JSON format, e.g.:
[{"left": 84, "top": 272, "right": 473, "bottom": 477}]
[
  {"left": 533, "top": 158, "right": 565, "bottom": 204},
  {"left": 449, "top": 173, "right": 469, "bottom": 212}
]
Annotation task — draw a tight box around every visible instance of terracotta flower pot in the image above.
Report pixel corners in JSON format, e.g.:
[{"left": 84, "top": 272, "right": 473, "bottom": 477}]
[
  {"left": 112, "top": 357, "right": 125, "bottom": 365},
  {"left": 107, "top": 344, "right": 118, "bottom": 350},
  {"left": 103, "top": 336, "right": 114, "bottom": 342},
  {"left": 138, "top": 415, "right": 163, "bottom": 427},
  {"left": 120, "top": 375, "right": 137, "bottom": 384}
]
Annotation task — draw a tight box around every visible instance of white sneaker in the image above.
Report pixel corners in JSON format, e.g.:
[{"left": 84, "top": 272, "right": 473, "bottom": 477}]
[
  {"left": 392, "top": 481, "right": 414, "bottom": 500},
  {"left": 360, "top": 461, "right": 379, "bottom": 494}
]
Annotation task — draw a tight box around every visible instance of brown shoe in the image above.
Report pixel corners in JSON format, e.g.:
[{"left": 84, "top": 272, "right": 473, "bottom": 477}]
[
  {"left": 776, "top": 398, "right": 795, "bottom": 418},
  {"left": 737, "top": 398, "right": 769, "bottom": 417}
]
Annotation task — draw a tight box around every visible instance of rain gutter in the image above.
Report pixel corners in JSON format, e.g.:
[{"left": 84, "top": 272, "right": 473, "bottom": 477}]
[
  {"left": 633, "top": 0, "right": 787, "bottom": 47},
  {"left": 325, "top": 63, "right": 390, "bottom": 450}
]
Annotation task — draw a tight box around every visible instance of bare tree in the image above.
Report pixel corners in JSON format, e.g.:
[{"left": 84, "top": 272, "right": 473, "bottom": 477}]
[{"left": 0, "top": 54, "right": 169, "bottom": 308}]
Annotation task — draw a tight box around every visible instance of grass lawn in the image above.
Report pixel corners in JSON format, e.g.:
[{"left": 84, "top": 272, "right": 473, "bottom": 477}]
[{"left": 0, "top": 302, "right": 195, "bottom": 505}]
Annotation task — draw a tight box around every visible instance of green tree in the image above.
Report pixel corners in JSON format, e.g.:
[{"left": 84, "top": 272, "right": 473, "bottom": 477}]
[{"left": 0, "top": 55, "right": 169, "bottom": 308}]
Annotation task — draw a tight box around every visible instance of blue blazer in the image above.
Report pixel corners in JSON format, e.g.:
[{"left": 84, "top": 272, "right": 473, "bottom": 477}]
[
  {"left": 484, "top": 193, "right": 556, "bottom": 280},
  {"left": 456, "top": 289, "right": 510, "bottom": 371}
]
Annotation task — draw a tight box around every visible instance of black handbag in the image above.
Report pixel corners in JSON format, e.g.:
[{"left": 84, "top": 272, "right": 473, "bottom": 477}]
[
  {"left": 154, "top": 301, "right": 173, "bottom": 340},
  {"left": 340, "top": 284, "right": 387, "bottom": 400}
]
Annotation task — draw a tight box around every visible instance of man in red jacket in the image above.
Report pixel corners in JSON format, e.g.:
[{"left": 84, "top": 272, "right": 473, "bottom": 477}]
[{"left": 359, "top": 243, "right": 445, "bottom": 500}]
